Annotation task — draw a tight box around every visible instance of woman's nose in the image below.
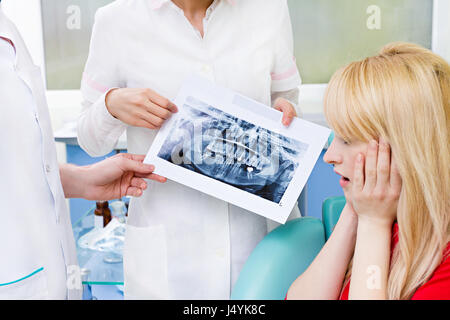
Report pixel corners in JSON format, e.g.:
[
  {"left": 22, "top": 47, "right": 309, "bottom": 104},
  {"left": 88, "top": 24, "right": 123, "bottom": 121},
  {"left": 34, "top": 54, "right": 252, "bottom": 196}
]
[{"left": 323, "top": 140, "right": 342, "bottom": 165}]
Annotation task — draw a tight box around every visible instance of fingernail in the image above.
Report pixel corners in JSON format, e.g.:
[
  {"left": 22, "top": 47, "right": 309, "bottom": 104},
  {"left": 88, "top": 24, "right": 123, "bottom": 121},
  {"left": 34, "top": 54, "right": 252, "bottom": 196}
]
[{"left": 145, "top": 164, "right": 155, "bottom": 171}]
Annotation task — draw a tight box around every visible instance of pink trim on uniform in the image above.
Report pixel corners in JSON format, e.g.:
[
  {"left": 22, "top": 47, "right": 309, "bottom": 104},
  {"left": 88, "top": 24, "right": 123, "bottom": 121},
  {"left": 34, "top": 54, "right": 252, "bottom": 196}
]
[
  {"left": 271, "top": 61, "right": 298, "bottom": 81},
  {"left": 0, "top": 36, "right": 16, "bottom": 53},
  {"left": 82, "top": 72, "right": 110, "bottom": 93}
]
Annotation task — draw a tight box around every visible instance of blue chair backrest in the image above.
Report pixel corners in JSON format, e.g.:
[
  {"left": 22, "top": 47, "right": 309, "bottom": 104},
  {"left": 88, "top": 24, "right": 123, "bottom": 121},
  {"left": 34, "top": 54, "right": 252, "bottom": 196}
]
[
  {"left": 322, "top": 196, "right": 346, "bottom": 240},
  {"left": 231, "top": 196, "right": 346, "bottom": 300},
  {"left": 231, "top": 217, "right": 325, "bottom": 299}
]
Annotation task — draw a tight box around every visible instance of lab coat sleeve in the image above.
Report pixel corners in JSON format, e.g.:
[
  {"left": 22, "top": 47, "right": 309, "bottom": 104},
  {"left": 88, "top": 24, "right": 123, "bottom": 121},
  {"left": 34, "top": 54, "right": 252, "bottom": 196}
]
[
  {"left": 270, "top": 0, "right": 302, "bottom": 93},
  {"left": 77, "top": 7, "right": 127, "bottom": 157}
]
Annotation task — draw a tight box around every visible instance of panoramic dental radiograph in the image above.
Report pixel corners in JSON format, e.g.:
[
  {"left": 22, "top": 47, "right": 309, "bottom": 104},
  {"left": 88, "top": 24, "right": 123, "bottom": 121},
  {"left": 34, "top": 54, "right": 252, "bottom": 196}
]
[{"left": 158, "top": 96, "right": 309, "bottom": 203}]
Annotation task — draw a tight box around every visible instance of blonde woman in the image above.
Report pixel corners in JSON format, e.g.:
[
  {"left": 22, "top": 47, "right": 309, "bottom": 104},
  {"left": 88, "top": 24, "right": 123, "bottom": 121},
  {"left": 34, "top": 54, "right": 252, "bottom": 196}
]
[{"left": 287, "top": 42, "right": 450, "bottom": 300}]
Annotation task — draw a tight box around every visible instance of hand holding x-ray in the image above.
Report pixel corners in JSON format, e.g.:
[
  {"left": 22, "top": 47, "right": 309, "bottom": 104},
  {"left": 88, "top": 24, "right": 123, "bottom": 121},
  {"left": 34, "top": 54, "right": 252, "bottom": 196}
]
[
  {"left": 105, "top": 87, "right": 179, "bottom": 130},
  {"left": 144, "top": 75, "right": 331, "bottom": 223}
]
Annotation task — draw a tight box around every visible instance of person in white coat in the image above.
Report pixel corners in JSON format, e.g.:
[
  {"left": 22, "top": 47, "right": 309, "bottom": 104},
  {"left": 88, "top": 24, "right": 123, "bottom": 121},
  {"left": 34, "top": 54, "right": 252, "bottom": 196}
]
[
  {"left": 0, "top": 3, "right": 165, "bottom": 300},
  {"left": 77, "top": 0, "right": 302, "bottom": 299}
]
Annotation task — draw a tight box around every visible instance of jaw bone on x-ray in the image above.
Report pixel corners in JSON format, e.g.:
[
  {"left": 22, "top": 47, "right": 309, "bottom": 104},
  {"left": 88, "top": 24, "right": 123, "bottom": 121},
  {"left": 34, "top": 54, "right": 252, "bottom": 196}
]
[{"left": 157, "top": 96, "right": 309, "bottom": 204}]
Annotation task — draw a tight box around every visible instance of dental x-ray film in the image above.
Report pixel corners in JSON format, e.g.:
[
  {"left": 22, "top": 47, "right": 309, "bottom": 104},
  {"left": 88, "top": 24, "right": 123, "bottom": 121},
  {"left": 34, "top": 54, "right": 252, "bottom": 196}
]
[{"left": 144, "top": 75, "right": 331, "bottom": 223}]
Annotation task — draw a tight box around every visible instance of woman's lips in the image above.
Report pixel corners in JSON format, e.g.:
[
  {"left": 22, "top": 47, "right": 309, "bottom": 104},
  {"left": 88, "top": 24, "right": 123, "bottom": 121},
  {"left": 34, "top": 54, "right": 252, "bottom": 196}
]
[
  {"left": 335, "top": 170, "right": 350, "bottom": 188},
  {"left": 339, "top": 176, "right": 350, "bottom": 188}
]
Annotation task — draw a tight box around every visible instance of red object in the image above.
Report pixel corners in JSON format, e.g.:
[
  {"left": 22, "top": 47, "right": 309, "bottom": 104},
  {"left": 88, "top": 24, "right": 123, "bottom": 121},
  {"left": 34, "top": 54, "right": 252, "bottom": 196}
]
[{"left": 339, "top": 223, "right": 450, "bottom": 300}]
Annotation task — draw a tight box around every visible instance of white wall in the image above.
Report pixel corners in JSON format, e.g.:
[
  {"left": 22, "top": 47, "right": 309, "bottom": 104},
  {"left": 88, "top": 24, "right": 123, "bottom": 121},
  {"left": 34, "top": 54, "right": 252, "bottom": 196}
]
[
  {"left": 433, "top": 0, "right": 450, "bottom": 62},
  {"left": 2, "top": 0, "right": 80, "bottom": 163},
  {"left": 2, "top": 0, "right": 46, "bottom": 80}
]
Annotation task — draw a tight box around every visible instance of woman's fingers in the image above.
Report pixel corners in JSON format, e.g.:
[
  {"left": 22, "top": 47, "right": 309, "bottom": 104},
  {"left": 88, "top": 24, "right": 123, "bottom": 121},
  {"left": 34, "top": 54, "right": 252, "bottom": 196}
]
[
  {"left": 113, "top": 153, "right": 167, "bottom": 183},
  {"left": 137, "top": 110, "right": 163, "bottom": 128},
  {"left": 144, "top": 89, "right": 178, "bottom": 113},
  {"left": 117, "top": 155, "right": 155, "bottom": 174},
  {"left": 136, "top": 172, "right": 167, "bottom": 183},
  {"left": 353, "top": 153, "right": 365, "bottom": 192},
  {"left": 143, "top": 100, "right": 174, "bottom": 121},
  {"left": 106, "top": 88, "right": 178, "bottom": 129},
  {"left": 274, "top": 98, "right": 296, "bottom": 127},
  {"left": 130, "top": 177, "right": 147, "bottom": 190},
  {"left": 125, "top": 186, "right": 143, "bottom": 197},
  {"left": 389, "top": 155, "right": 402, "bottom": 193},
  {"left": 120, "top": 153, "right": 146, "bottom": 162},
  {"left": 376, "top": 139, "right": 391, "bottom": 187},
  {"left": 364, "top": 140, "right": 378, "bottom": 191}
]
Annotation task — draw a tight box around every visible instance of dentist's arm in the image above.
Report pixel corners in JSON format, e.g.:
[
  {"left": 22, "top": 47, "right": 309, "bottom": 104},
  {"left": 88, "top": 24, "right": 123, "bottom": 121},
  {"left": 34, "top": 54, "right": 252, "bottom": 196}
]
[
  {"left": 59, "top": 153, "right": 166, "bottom": 200},
  {"left": 77, "top": 91, "right": 128, "bottom": 157},
  {"left": 286, "top": 204, "right": 358, "bottom": 300},
  {"left": 77, "top": 88, "right": 178, "bottom": 157}
]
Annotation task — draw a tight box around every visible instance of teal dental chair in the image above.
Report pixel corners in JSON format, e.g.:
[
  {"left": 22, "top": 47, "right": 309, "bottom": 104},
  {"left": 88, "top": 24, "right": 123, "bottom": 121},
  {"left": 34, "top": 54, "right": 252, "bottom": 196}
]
[{"left": 231, "top": 196, "right": 346, "bottom": 300}]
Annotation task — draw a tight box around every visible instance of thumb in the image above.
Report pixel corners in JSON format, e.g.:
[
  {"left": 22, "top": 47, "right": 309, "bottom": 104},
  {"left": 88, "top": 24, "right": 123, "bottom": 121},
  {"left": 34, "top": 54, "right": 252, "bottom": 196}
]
[
  {"left": 118, "top": 157, "right": 155, "bottom": 174},
  {"left": 274, "top": 98, "right": 296, "bottom": 125}
]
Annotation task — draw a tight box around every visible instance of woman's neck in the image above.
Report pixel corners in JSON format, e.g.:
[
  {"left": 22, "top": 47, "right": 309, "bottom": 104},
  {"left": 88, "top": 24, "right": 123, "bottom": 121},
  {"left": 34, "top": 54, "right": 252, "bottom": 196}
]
[
  {"left": 172, "top": 0, "right": 213, "bottom": 16},
  {"left": 171, "top": 0, "right": 214, "bottom": 37}
]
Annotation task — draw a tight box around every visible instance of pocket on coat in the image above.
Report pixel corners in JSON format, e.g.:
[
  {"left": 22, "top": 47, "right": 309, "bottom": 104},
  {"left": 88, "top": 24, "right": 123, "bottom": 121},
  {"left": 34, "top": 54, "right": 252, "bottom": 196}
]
[
  {"left": 0, "top": 267, "right": 48, "bottom": 300},
  {"left": 123, "top": 224, "right": 170, "bottom": 299}
]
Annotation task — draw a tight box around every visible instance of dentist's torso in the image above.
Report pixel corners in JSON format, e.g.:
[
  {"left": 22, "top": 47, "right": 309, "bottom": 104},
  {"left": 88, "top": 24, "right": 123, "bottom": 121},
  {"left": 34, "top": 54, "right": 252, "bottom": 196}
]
[
  {"left": 80, "top": 0, "right": 300, "bottom": 300},
  {"left": 0, "top": 9, "right": 81, "bottom": 299}
]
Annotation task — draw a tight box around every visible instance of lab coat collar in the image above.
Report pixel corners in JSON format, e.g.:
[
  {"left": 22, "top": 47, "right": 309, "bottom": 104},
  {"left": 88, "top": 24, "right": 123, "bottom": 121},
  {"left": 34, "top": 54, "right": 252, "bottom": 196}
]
[
  {"left": 0, "top": 6, "right": 12, "bottom": 40},
  {"left": 0, "top": 9, "right": 35, "bottom": 69},
  {"left": 149, "top": 0, "right": 235, "bottom": 10}
]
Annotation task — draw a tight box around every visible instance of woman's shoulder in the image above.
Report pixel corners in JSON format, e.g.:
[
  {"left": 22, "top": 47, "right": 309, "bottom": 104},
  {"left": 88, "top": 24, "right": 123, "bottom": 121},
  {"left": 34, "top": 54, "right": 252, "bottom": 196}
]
[
  {"left": 235, "top": 0, "right": 290, "bottom": 33},
  {"left": 237, "top": 0, "right": 288, "bottom": 18},
  {"left": 92, "top": 0, "right": 156, "bottom": 38},
  {"left": 93, "top": 0, "right": 146, "bottom": 25},
  {"left": 239, "top": 0, "right": 287, "bottom": 14},
  {"left": 411, "top": 242, "right": 450, "bottom": 300}
]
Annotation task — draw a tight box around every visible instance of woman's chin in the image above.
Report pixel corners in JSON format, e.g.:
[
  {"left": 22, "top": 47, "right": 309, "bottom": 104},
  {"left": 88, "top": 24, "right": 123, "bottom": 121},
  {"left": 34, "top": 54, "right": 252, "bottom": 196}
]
[{"left": 342, "top": 189, "right": 352, "bottom": 202}]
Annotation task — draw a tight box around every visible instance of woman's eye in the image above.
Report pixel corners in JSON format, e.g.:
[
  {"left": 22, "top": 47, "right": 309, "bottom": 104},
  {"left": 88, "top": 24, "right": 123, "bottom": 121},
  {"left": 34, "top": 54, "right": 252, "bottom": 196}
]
[{"left": 336, "top": 135, "right": 351, "bottom": 145}]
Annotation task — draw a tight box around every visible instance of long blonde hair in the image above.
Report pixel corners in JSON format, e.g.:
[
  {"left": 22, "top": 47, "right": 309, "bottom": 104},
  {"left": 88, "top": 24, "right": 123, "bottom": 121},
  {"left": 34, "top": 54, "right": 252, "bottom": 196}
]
[{"left": 324, "top": 42, "right": 450, "bottom": 299}]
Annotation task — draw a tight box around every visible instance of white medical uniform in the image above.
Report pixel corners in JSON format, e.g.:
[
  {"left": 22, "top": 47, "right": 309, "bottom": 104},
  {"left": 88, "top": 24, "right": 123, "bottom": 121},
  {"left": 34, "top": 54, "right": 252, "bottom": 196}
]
[
  {"left": 78, "top": 0, "right": 301, "bottom": 299},
  {"left": 0, "top": 7, "right": 81, "bottom": 299}
]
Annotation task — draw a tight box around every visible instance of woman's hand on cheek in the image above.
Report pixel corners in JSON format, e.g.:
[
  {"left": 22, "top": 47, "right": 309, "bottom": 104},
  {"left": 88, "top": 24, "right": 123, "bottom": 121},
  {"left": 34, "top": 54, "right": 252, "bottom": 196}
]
[{"left": 350, "top": 139, "right": 402, "bottom": 227}]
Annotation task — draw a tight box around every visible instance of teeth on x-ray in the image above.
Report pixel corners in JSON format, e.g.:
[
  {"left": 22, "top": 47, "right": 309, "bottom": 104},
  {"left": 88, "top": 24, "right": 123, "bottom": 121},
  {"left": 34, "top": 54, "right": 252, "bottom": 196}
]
[{"left": 157, "top": 96, "right": 309, "bottom": 204}]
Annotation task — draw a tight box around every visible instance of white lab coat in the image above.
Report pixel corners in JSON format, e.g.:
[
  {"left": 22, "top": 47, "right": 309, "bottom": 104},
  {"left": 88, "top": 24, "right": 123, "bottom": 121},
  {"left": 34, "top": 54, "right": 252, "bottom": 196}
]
[
  {"left": 0, "top": 7, "right": 81, "bottom": 299},
  {"left": 77, "top": 0, "right": 301, "bottom": 299}
]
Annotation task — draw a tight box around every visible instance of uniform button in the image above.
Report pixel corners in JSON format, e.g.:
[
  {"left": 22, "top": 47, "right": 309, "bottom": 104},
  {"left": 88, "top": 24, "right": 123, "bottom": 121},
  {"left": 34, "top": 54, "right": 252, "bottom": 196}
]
[
  {"left": 201, "top": 65, "right": 212, "bottom": 74},
  {"left": 45, "top": 164, "right": 51, "bottom": 173}
]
